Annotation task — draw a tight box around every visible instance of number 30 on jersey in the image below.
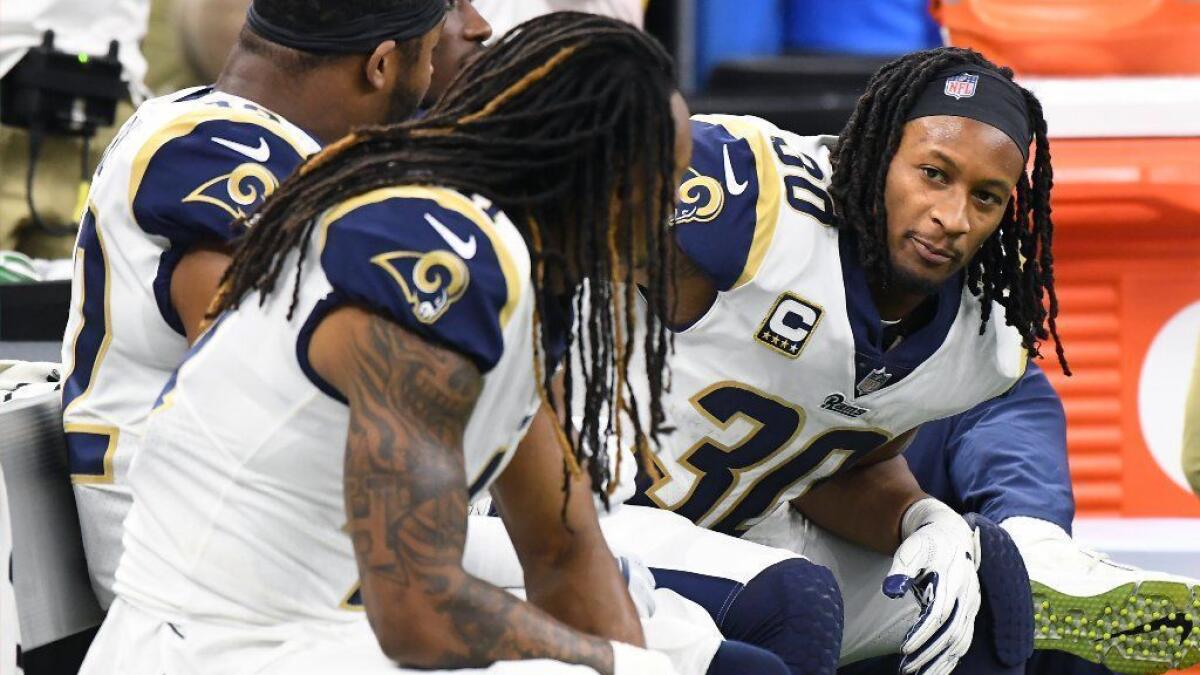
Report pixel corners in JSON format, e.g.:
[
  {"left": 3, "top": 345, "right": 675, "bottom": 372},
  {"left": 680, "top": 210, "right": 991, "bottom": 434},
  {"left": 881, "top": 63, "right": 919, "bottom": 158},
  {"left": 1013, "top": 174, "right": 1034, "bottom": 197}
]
[{"left": 642, "top": 382, "right": 888, "bottom": 535}]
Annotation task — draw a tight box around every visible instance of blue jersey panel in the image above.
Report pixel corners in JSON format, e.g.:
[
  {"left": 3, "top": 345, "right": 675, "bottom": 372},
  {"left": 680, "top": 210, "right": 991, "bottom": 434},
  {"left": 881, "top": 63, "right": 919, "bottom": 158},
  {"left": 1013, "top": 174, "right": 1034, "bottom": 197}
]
[
  {"left": 320, "top": 195, "right": 511, "bottom": 374},
  {"left": 131, "top": 117, "right": 307, "bottom": 246},
  {"left": 673, "top": 119, "right": 762, "bottom": 291},
  {"left": 904, "top": 362, "right": 1075, "bottom": 532}
]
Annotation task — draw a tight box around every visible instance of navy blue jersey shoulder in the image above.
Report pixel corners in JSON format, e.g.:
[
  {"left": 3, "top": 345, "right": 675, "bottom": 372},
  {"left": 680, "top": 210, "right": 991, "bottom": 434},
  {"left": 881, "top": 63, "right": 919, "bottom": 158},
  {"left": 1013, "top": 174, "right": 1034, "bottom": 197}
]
[
  {"left": 904, "top": 362, "right": 1075, "bottom": 531},
  {"left": 320, "top": 191, "right": 513, "bottom": 373},
  {"left": 672, "top": 119, "right": 762, "bottom": 292},
  {"left": 131, "top": 113, "right": 309, "bottom": 247}
]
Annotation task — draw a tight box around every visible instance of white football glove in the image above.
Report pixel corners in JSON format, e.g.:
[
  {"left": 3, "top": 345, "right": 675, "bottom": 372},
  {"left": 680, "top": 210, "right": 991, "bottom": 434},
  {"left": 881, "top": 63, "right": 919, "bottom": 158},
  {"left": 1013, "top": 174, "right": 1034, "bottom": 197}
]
[
  {"left": 611, "top": 640, "right": 680, "bottom": 675},
  {"left": 883, "top": 498, "right": 982, "bottom": 675}
]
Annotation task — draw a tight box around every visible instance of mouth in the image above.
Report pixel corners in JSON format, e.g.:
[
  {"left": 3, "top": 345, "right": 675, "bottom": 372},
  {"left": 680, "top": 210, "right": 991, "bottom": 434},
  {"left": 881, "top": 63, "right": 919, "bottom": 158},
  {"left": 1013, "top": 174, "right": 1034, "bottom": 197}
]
[{"left": 908, "top": 234, "right": 958, "bottom": 265}]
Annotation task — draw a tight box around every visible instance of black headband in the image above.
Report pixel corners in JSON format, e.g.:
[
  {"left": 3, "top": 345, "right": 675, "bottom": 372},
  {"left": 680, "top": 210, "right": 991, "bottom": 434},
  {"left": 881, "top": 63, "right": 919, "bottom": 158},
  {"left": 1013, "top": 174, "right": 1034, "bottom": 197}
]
[
  {"left": 246, "top": 0, "right": 445, "bottom": 55},
  {"left": 905, "top": 66, "right": 1032, "bottom": 161}
]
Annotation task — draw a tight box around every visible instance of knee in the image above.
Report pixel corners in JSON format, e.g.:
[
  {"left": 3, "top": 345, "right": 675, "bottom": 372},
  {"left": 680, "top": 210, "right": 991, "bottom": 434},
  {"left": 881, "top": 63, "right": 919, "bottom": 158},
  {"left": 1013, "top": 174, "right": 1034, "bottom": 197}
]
[
  {"left": 721, "top": 558, "right": 843, "bottom": 674},
  {"left": 964, "top": 513, "right": 1034, "bottom": 667}
]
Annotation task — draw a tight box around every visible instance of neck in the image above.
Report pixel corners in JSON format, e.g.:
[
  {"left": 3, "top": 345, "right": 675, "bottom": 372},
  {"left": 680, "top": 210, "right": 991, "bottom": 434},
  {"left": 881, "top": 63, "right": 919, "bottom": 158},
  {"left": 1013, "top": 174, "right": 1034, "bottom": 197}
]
[
  {"left": 215, "top": 48, "right": 359, "bottom": 145},
  {"left": 870, "top": 284, "right": 928, "bottom": 323}
]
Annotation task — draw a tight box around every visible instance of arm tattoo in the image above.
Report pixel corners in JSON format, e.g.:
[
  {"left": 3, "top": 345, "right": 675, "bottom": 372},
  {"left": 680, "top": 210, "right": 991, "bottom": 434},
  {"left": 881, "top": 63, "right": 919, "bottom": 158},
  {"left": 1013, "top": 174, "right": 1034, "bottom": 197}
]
[{"left": 342, "top": 314, "right": 615, "bottom": 673}]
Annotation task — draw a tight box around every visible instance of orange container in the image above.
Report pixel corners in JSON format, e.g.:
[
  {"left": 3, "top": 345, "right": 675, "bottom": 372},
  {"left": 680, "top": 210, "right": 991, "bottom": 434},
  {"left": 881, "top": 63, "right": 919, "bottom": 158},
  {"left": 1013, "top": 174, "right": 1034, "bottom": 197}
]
[
  {"left": 930, "top": 0, "right": 1200, "bottom": 76},
  {"left": 1040, "top": 137, "right": 1200, "bottom": 517}
]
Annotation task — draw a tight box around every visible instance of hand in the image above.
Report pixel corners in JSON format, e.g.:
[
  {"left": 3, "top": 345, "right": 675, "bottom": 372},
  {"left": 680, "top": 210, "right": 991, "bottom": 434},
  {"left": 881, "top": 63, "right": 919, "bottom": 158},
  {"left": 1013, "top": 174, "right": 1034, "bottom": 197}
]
[
  {"left": 883, "top": 498, "right": 982, "bottom": 675},
  {"left": 616, "top": 554, "right": 657, "bottom": 618}
]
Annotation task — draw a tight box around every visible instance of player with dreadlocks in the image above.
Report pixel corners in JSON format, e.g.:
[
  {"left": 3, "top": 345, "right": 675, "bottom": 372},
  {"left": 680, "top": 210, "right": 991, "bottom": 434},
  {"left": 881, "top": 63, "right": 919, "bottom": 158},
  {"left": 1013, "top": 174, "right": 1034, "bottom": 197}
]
[
  {"left": 486, "top": 45, "right": 1070, "bottom": 675},
  {"left": 77, "top": 12, "right": 775, "bottom": 675}
]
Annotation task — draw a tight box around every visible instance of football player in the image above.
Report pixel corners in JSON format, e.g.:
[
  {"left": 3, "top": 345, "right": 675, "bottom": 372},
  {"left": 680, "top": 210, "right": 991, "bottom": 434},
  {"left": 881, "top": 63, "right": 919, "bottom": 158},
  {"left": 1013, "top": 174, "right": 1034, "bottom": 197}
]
[
  {"left": 80, "top": 13, "right": 771, "bottom": 675},
  {"left": 60, "top": 0, "right": 492, "bottom": 608},
  {"left": 583, "top": 46, "right": 1065, "bottom": 675}
]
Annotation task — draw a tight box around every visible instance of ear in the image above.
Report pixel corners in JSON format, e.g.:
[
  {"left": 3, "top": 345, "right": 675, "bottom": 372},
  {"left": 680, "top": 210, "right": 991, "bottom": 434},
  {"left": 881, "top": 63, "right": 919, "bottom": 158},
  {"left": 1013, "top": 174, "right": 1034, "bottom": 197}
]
[{"left": 364, "top": 40, "right": 397, "bottom": 91}]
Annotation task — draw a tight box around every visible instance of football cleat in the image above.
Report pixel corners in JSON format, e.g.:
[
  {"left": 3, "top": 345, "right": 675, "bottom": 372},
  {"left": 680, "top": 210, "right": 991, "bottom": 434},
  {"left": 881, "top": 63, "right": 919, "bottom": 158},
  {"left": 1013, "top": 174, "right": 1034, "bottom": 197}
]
[{"left": 1004, "top": 517, "right": 1200, "bottom": 674}]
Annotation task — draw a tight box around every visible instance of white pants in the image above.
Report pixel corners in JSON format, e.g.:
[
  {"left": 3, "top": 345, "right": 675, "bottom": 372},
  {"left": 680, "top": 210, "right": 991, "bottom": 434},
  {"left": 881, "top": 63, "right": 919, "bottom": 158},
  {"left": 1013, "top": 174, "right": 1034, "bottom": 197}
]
[
  {"left": 468, "top": 505, "right": 923, "bottom": 666},
  {"left": 81, "top": 598, "right": 600, "bottom": 675}
]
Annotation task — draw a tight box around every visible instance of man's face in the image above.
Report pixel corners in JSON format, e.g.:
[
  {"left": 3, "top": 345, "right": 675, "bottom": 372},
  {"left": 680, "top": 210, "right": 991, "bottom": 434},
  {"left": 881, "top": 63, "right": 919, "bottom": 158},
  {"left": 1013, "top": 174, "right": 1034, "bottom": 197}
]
[
  {"left": 425, "top": 0, "right": 493, "bottom": 107},
  {"left": 882, "top": 115, "right": 1025, "bottom": 294},
  {"left": 383, "top": 21, "right": 445, "bottom": 123}
]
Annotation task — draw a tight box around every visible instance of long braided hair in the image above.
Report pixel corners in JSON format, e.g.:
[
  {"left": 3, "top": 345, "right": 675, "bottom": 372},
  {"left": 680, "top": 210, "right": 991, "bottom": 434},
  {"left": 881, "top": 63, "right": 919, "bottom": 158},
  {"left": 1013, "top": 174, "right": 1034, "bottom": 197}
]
[
  {"left": 831, "top": 47, "right": 1068, "bottom": 374},
  {"left": 212, "top": 12, "right": 680, "bottom": 498}
]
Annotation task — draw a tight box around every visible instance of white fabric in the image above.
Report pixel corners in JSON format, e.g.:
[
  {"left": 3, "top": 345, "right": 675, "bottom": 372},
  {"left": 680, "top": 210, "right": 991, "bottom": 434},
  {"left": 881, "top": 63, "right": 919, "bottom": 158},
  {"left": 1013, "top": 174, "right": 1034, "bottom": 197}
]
[
  {"left": 473, "top": 0, "right": 643, "bottom": 41},
  {"left": 63, "top": 87, "right": 320, "bottom": 609},
  {"left": 0, "top": 462, "right": 23, "bottom": 675},
  {"left": 82, "top": 597, "right": 602, "bottom": 675},
  {"left": 1003, "top": 516, "right": 1200, "bottom": 594},
  {"left": 0, "top": 0, "right": 150, "bottom": 96},
  {"left": 0, "top": 361, "right": 60, "bottom": 406}
]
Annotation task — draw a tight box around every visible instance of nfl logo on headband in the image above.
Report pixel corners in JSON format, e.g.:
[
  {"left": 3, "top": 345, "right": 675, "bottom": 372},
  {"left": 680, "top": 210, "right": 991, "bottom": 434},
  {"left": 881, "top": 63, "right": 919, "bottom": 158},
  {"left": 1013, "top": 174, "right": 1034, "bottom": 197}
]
[{"left": 944, "top": 73, "right": 979, "bottom": 100}]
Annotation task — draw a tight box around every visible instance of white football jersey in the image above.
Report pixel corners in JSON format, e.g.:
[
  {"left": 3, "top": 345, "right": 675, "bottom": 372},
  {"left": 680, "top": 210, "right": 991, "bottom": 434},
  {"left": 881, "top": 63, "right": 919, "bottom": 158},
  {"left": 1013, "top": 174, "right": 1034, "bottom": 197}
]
[
  {"left": 114, "top": 186, "right": 545, "bottom": 626},
  {"left": 627, "top": 115, "right": 1027, "bottom": 535},
  {"left": 60, "top": 86, "right": 320, "bottom": 606}
]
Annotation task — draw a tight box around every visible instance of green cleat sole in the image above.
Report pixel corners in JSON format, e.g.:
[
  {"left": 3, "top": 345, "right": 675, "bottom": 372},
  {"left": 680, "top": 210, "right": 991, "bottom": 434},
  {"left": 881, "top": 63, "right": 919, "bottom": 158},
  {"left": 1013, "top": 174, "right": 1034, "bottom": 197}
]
[{"left": 1032, "top": 579, "right": 1200, "bottom": 674}]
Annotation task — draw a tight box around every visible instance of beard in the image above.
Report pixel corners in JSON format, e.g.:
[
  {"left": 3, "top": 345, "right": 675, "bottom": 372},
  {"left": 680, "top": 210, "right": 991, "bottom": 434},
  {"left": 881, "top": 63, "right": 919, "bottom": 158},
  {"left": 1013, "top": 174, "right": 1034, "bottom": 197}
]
[
  {"left": 385, "top": 79, "right": 426, "bottom": 124},
  {"left": 887, "top": 255, "right": 943, "bottom": 297}
]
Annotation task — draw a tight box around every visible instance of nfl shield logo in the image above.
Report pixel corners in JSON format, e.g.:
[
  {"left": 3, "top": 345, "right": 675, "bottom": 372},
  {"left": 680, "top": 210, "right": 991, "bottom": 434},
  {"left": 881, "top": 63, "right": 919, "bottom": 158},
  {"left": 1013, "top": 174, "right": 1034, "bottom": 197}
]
[
  {"left": 856, "top": 367, "right": 893, "bottom": 396},
  {"left": 944, "top": 73, "right": 979, "bottom": 100}
]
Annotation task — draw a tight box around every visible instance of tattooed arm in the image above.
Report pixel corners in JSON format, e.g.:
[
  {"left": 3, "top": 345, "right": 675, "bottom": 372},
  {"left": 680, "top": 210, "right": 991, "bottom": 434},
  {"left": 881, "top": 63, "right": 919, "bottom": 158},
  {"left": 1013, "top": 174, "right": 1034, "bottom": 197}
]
[
  {"left": 309, "top": 306, "right": 616, "bottom": 672},
  {"left": 490, "top": 403, "right": 644, "bottom": 646}
]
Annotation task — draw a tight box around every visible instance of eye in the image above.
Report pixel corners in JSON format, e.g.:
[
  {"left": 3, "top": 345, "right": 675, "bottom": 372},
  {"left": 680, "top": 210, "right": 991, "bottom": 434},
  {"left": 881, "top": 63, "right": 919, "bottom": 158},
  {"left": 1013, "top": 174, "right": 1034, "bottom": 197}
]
[
  {"left": 920, "top": 166, "right": 946, "bottom": 183},
  {"left": 974, "top": 191, "right": 1003, "bottom": 207}
]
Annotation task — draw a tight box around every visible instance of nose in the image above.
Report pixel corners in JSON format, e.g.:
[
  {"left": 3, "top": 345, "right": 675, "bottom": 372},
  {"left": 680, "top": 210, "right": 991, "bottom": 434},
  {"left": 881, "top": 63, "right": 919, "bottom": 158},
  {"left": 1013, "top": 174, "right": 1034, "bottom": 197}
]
[
  {"left": 464, "top": 3, "right": 494, "bottom": 43},
  {"left": 931, "top": 188, "right": 971, "bottom": 237}
]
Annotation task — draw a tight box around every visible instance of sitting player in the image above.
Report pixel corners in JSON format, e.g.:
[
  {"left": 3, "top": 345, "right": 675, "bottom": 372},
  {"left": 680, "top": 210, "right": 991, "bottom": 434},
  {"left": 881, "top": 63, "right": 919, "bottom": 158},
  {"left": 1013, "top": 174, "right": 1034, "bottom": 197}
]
[
  {"left": 479, "top": 45, "right": 1056, "bottom": 675},
  {"left": 81, "top": 13, "right": 778, "bottom": 675},
  {"left": 594, "top": 46, "right": 1065, "bottom": 673},
  {"left": 60, "top": 0, "right": 491, "bottom": 608}
]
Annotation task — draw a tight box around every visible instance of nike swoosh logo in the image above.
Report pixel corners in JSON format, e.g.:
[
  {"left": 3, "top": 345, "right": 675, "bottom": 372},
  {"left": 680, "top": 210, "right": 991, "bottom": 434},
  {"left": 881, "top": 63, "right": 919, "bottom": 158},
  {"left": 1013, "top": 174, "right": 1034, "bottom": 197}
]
[
  {"left": 723, "top": 144, "right": 748, "bottom": 196},
  {"left": 1104, "top": 616, "right": 1193, "bottom": 642},
  {"left": 212, "top": 136, "right": 271, "bottom": 163},
  {"left": 425, "top": 214, "right": 477, "bottom": 260}
]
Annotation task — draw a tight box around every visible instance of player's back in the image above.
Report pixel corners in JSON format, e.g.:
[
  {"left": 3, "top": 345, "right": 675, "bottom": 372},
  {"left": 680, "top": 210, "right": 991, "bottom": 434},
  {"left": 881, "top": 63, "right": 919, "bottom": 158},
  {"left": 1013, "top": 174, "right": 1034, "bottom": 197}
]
[
  {"left": 629, "top": 114, "right": 1027, "bottom": 535},
  {"left": 114, "top": 186, "right": 544, "bottom": 629},
  {"left": 60, "top": 86, "right": 320, "bottom": 605}
]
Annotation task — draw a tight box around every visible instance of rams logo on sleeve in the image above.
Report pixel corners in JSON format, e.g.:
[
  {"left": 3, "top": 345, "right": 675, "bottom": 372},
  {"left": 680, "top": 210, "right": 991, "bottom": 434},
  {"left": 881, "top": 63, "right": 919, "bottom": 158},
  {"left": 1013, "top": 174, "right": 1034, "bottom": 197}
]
[
  {"left": 182, "top": 162, "right": 280, "bottom": 221},
  {"left": 674, "top": 170, "right": 725, "bottom": 225},
  {"left": 130, "top": 112, "right": 310, "bottom": 246},
  {"left": 371, "top": 248, "right": 470, "bottom": 324},
  {"left": 319, "top": 187, "right": 520, "bottom": 373}
]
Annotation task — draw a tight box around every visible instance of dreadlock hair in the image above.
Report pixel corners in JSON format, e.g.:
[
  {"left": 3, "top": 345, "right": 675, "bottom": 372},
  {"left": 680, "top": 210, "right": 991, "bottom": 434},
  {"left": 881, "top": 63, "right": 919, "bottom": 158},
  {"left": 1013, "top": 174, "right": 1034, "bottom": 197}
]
[
  {"left": 213, "top": 12, "right": 680, "bottom": 502},
  {"left": 831, "top": 46, "right": 1069, "bottom": 375}
]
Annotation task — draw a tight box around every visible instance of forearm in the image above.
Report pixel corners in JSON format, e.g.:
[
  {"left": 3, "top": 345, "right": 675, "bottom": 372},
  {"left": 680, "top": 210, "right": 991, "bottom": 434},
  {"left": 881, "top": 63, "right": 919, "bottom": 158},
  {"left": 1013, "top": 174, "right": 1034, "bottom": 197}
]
[
  {"left": 328, "top": 311, "right": 620, "bottom": 672},
  {"left": 792, "top": 454, "right": 926, "bottom": 554},
  {"left": 523, "top": 545, "right": 643, "bottom": 646},
  {"left": 381, "top": 569, "right": 615, "bottom": 672},
  {"left": 493, "top": 403, "right": 643, "bottom": 646}
]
